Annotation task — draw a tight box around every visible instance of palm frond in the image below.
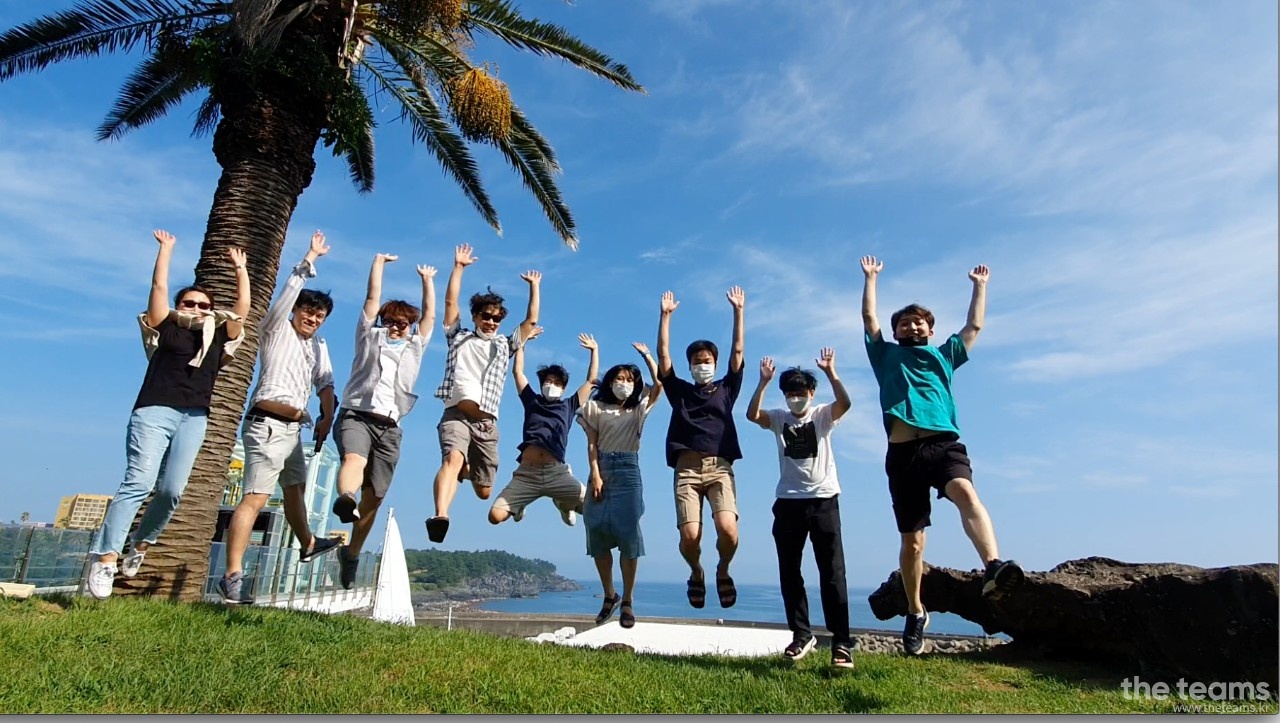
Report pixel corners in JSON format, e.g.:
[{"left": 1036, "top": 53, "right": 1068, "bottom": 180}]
[
  {"left": 334, "top": 86, "right": 375, "bottom": 192},
  {"left": 465, "top": 0, "right": 643, "bottom": 93},
  {"left": 191, "top": 93, "right": 221, "bottom": 137},
  {"left": 363, "top": 40, "right": 500, "bottom": 232},
  {"left": 496, "top": 114, "right": 577, "bottom": 248},
  {"left": 231, "top": 0, "right": 317, "bottom": 53},
  {"left": 97, "top": 47, "right": 204, "bottom": 140},
  {"left": 0, "top": 0, "right": 227, "bottom": 81}
]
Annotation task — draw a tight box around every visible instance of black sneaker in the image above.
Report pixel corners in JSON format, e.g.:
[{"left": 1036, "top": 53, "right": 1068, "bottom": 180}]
[
  {"left": 426, "top": 516, "right": 450, "bottom": 543},
  {"left": 338, "top": 547, "right": 359, "bottom": 590},
  {"left": 903, "top": 610, "right": 929, "bottom": 655},
  {"left": 300, "top": 536, "right": 342, "bottom": 563},
  {"left": 981, "top": 559, "right": 1025, "bottom": 600},
  {"left": 332, "top": 493, "right": 360, "bottom": 524}
]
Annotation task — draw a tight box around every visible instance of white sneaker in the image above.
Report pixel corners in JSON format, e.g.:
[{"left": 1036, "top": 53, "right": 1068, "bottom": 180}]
[
  {"left": 87, "top": 561, "right": 117, "bottom": 599},
  {"left": 120, "top": 551, "right": 146, "bottom": 578},
  {"left": 560, "top": 507, "right": 577, "bottom": 527}
]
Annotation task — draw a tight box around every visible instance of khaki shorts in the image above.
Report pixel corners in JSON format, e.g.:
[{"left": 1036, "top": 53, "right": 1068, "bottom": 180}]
[
  {"left": 491, "top": 462, "right": 585, "bottom": 522},
  {"left": 674, "top": 456, "right": 737, "bottom": 528},
  {"left": 438, "top": 405, "right": 500, "bottom": 488},
  {"left": 241, "top": 414, "right": 307, "bottom": 495}
]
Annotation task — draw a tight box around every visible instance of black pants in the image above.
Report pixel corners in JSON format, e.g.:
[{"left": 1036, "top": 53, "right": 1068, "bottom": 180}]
[{"left": 771, "top": 495, "right": 851, "bottom": 646}]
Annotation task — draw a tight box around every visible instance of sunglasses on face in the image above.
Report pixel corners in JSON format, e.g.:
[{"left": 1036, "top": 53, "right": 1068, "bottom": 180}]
[
  {"left": 478, "top": 312, "right": 504, "bottom": 323},
  {"left": 178, "top": 299, "right": 212, "bottom": 310},
  {"left": 384, "top": 319, "right": 411, "bottom": 330}
]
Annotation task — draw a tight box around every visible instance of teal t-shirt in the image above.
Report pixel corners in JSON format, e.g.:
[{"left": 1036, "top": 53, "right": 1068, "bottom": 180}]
[{"left": 864, "top": 332, "right": 968, "bottom": 436}]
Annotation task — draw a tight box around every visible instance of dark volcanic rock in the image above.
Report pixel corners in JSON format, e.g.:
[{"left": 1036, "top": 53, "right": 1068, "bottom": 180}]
[{"left": 868, "top": 556, "right": 1278, "bottom": 687}]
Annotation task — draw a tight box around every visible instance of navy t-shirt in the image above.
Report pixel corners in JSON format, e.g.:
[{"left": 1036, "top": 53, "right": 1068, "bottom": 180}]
[
  {"left": 517, "top": 385, "right": 582, "bottom": 464},
  {"left": 133, "top": 318, "right": 230, "bottom": 411},
  {"left": 660, "top": 364, "right": 744, "bottom": 468}
]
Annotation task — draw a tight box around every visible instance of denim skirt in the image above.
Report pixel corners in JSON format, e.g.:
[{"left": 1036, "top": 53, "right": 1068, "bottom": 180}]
[{"left": 584, "top": 451, "right": 645, "bottom": 558}]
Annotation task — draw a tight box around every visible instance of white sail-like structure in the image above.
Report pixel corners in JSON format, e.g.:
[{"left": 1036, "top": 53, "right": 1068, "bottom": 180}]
[{"left": 370, "top": 508, "right": 415, "bottom": 626}]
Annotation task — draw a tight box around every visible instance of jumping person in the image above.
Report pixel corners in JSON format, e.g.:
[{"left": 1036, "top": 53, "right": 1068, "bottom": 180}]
[
  {"left": 426, "top": 243, "right": 539, "bottom": 543},
  {"left": 86, "top": 230, "right": 249, "bottom": 599},
  {"left": 488, "top": 333, "right": 598, "bottom": 528},
  {"left": 860, "top": 255, "right": 1024, "bottom": 655},
  {"left": 656, "top": 287, "right": 746, "bottom": 610},
  {"left": 746, "top": 350, "right": 854, "bottom": 669},
  {"left": 219, "top": 231, "right": 340, "bottom": 603},
  {"left": 330, "top": 253, "right": 436, "bottom": 588},
  {"left": 579, "top": 342, "right": 664, "bottom": 629}
]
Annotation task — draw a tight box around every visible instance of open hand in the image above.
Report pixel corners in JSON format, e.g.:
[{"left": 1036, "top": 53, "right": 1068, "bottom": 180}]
[
  {"left": 578, "top": 333, "right": 597, "bottom": 351},
  {"left": 454, "top": 243, "right": 477, "bottom": 267},
  {"left": 660, "top": 291, "right": 680, "bottom": 314},
  {"left": 632, "top": 341, "right": 651, "bottom": 356},
  {"left": 525, "top": 325, "right": 545, "bottom": 342},
  {"left": 726, "top": 286, "right": 746, "bottom": 309},
  {"left": 309, "top": 231, "right": 330, "bottom": 257},
  {"left": 861, "top": 255, "right": 883, "bottom": 276},
  {"left": 227, "top": 247, "right": 247, "bottom": 270},
  {"left": 759, "top": 356, "right": 776, "bottom": 381},
  {"left": 153, "top": 229, "right": 176, "bottom": 248},
  {"left": 816, "top": 347, "right": 836, "bottom": 372},
  {"left": 520, "top": 269, "right": 542, "bottom": 285},
  {"left": 375, "top": 253, "right": 398, "bottom": 264},
  {"left": 417, "top": 264, "right": 437, "bottom": 280}
]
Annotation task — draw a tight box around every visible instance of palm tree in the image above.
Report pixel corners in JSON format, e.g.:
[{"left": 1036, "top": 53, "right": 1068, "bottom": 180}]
[{"left": 0, "top": 0, "right": 642, "bottom": 600}]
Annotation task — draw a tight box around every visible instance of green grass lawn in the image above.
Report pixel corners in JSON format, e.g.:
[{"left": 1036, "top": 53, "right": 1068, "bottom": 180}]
[{"left": 0, "top": 595, "right": 1269, "bottom": 714}]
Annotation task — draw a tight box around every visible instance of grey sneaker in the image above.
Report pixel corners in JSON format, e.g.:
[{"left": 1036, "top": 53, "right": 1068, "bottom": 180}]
[
  {"left": 87, "top": 561, "right": 117, "bottom": 599},
  {"left": 903, "top": 610, "right": 930, "bottom": 655},
  {"left": 120, "top": 550, "right": 146, "bottom": 578},
  {"left": 560, "top": 507, "right": 577, "bottom": 527},
  {"left": 339, "top": 548, "right": 360, "bottom": 590},
  {"left": 218, "top": 571, "right": 248, "bottom": 604},
  {"left": 299, "top": 536, "right": 341, "bottom": 563}
]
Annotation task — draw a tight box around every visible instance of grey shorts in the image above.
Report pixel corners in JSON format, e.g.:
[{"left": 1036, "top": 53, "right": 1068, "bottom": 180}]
[
  {"left": 438, "top": 405, "right": 500, "bottom": 488},
  {"left": 491, "top": 462, "right": 585, "bottom": 522},
  {"left": 241, "top": 414, "right": 306, "bottom": 495},
  {"left": 335, "top": 409, "right": 403, "bottom": 498}
]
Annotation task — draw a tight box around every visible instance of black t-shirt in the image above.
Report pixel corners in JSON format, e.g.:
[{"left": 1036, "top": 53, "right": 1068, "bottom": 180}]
[
  {"left": 133, "top": 318, "right": 230, "bottom": 411},
  {"left": 660, "top": 364, "right": 744, "bottom": 468},
  {"left": 517, "top": 385, "right": 582, "bottom": 464}
]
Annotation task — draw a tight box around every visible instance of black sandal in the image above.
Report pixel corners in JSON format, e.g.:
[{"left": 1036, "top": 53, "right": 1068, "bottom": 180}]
[
  {"left": 832, "top": 643, "right": 855, "bottom": 670},
  {"left": 686, "top": 577, "right": 706, "bottom": 609},
  {"left": 332, "top": 493, "right": 359, "bottom": 524},
  {"left": 595, "top": 592, "right": 621, "bottom": 623},
  {"left": 784, "top": 636, "right": 816, "bottom": 661},
  {"left": 619, "top": 601, "right": 635, "bottom": 629},
  {"left": 716, "top": 576, "right": 737, "bottom": 608},
  {"left": 425, "top": 516, "right": 450, "bottom": 543}
]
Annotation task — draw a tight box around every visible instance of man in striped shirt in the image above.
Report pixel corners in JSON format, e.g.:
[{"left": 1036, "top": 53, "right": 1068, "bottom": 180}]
[
  {"left": 219, "top": 230, "right": 341, "bottom": 603},
  {"left": 426, "top": 243, "right": 540, "bottom": 543}
]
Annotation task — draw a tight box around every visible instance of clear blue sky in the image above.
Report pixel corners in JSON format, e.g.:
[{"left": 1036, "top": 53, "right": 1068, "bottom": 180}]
[{"left": 0, "top": 1, "right": 1275, "bottom": 587}]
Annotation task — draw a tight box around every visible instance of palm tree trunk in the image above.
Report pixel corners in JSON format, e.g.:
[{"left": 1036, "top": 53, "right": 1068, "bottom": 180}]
[{"left": 116, "top": 62, "right": 331, "bottom": 601}]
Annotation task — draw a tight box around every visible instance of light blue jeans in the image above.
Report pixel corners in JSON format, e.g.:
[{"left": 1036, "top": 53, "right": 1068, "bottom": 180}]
[{"left": 90, "top": 405, "right": 209, "bottom": 556}]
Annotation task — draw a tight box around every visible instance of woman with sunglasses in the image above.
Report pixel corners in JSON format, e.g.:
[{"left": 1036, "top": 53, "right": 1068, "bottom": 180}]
[
  {"left": 86, "top": 229, "right": 250, "bottom": 599},
  {"left": 330, "top": 253, "right": 436, "bottom": 589}
]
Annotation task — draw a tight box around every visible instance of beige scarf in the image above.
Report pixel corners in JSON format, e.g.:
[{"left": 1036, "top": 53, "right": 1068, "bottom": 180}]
[{"left": 138, "top": 309, "right": 245, "bottom": 367}]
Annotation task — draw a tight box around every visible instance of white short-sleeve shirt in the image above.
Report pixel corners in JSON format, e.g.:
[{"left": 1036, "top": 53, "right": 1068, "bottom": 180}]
[{"left": 767, "top": 402, "right": 841, "bottom": 498}]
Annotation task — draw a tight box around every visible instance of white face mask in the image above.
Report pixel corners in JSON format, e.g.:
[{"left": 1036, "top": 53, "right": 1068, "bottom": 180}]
[
  {"left": 611, "top": 382, "right": 634, "bottom": 401},
  {"left": 541, "top": 383, "right": 564, "bottom": 400},
  {"left": 690, "top": 363, "right": 715, "bottom": 385},
  {"left": 786, "top": 395, "right": 812, "bottom": 415}
]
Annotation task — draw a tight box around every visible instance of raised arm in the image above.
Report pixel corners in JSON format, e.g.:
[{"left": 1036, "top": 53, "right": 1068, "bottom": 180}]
[
  {"left": 226, "top": 247, "right": 250, "bottom": 340},
  {"left": 363, "top": 253, "right": 397, "bottom": 321},
  {"left": 145, "top": 230, "right": 176, "bottom": 327},
  {"left": 861, "top": 255, "right": 883, "bottom": 340},
  {"left": 746, "top": 356, "right": 775, "bottom": 429},
  {"left": 816, "top": 347, "right": 851, "bottom": 421},
  {"left": 443, "top": 243, "right": 475, "bottom": 329},
  {"left": 511, "top": 339, "right": 530, "bottom": 394},
  {"left": 657, "top": 291, "right": 679, "bottom": 377},
  {"left": 517, "top": 269, "right": 541, "bottom": 342},
  {"left": 576, "top": 333, "right": 599, "bottom": 405},
  {"left": 263, "top": 230, "right": 328, "bottom": 332},
  {"left": 960, "top": 264, "right": 989, "bottom": 351},
  {"left": 727, "top": 286, "right": 745, "bottom": 373},
  {"left": 632, "top": 341, "right": 663, "bottom": 407},
  {"left": 417, "top": 264, "right": 437, "bottom": 329}
]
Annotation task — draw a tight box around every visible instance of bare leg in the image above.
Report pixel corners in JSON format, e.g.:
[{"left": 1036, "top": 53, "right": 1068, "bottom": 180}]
[
  {"left": 944, "top": 478, "right": 999, "bottom": 565},
  {"left": 900, "top": 530, "right": 926, "bottom": 614},
  {"left": 594, "top": 551, "right": 616, "bottom": 598},
  {"left": 225, "top": 493, "right": 269, "bottom": 576},
  {"left": 336, "top": 454, "right": 367, "bottom": 497},
  {"left": 678, "top": 522, "right": 704, "bottom": 581},
  {"left": 282, "top": 485, "right": 315, "bottom": 551},
  {"left": 620, "top": 556, "right": 638, "bottom": 602},
  {"left": 711, "top": 510, "right": 739, "bottom": 579},
  {"left": 433, "top": 451, "right": 466, "bottom": 518},
  {"left": 347, "top": 489, "right": 383, "bottom": 556}
]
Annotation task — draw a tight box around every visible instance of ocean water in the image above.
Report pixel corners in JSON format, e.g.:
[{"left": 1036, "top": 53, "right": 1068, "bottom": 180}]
[{"left": 479, "top": 580, "right": 993, "bottom": 637}]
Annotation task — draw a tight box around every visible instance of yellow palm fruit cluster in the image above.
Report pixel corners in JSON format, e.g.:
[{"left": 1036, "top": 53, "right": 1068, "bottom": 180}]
[
  {"left": 380, "top": 0, "right": 464, "bottom": 36},
  {"left": 447, "top": 66, "right": 513, "bottom": 142}
]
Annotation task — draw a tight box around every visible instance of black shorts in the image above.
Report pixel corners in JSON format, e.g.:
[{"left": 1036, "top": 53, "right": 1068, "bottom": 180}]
[{"left": 885, "top": 433, "right": 973, "bottom": 533}]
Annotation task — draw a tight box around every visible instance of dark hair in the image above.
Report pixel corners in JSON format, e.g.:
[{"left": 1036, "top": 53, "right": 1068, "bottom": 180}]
[
  {"left": 174, "top": 285, "right": 215, "bottom": 309},
  {"left": 685, "top": 339, "right": 719, "bottom": 364},
  {"left": 890, "top": 304, "right": 934, "bottom": 331},
  {"left": 594, "top": 364, "right": 645, "bottom": 409},
  {"left": 378, "top": 299, "right": 420, "bottom": 326},
  {"left": 536, "top": 364, "right": 570, "bottom": 388},
  {"left": 469, "top": 288, "right": 507, "bottom": 319},
  {"left": 295, "top": 289, "right": 334, "bottom": 316},
  {"left": 779, "top": 367, "right": 818, "bottom": 395}
]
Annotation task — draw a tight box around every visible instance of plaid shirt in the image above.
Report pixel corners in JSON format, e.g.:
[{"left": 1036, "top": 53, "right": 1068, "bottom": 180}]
[{"left": 433, "top": 321, "right": 524, "bottom": 417}]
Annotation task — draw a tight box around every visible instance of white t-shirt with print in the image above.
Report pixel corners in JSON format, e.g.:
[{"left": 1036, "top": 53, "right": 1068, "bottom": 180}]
[{"left": 767, "top": 402, "right": 840, "bottom": 499}]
